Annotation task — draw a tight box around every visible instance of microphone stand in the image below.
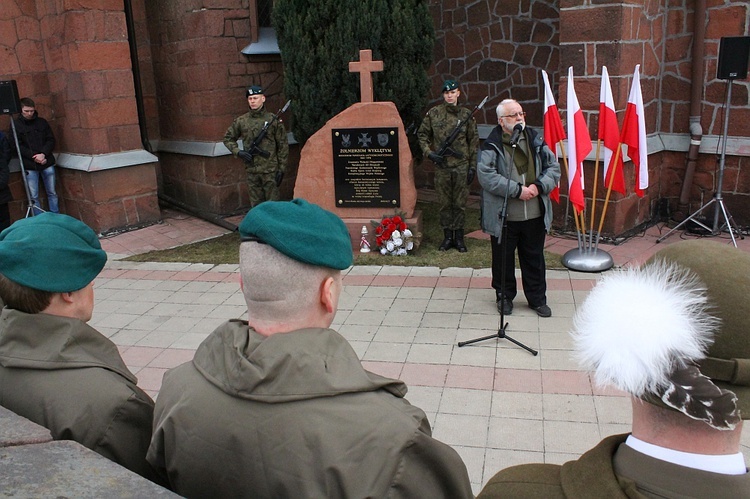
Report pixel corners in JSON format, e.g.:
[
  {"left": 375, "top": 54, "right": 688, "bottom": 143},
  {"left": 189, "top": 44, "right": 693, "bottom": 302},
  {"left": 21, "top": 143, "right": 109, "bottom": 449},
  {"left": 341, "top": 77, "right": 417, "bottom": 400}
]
[
  {"left": 459, "top": 127, "right": 538, "bottom": 355},
  {"left": 8, "top": 113, "right": 40, "bottom": 217}
]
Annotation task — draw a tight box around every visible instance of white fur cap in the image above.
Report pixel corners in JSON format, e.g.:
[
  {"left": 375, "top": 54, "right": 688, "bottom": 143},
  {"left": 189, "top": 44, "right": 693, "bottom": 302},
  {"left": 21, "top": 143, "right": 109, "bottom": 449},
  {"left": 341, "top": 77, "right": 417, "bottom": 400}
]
[{"left": 571, "top": 260, "right": 719, "bottom": 397}]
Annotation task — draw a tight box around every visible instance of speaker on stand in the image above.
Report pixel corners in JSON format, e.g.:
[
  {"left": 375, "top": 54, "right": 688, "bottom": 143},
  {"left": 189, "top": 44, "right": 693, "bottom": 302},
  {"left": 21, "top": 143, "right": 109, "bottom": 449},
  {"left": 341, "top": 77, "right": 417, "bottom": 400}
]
[
  {"left": 658, "top": 36, "right": 749, "bottom": 247},
  {"left": 0, "top": 80, "right": 40, "bottom": 217}
]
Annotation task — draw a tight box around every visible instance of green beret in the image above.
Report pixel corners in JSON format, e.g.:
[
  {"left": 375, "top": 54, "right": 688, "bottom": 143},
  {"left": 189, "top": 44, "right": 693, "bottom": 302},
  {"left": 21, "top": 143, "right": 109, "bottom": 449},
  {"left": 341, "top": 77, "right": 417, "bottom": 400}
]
[
  {"left": 0, "top": 213, "right": 107, "bottom": 292},
  {"left": 648, "top": 240, "right": 750, "bottom": 419},
  {"left": 442, "top": 80, "right": 459, "bottom": 92},
  {"left": 239, "top": 199, "right": 353, "bottom": 270},
  {"left": 246, "top": 85, "right": 264, "bottom": 96}
]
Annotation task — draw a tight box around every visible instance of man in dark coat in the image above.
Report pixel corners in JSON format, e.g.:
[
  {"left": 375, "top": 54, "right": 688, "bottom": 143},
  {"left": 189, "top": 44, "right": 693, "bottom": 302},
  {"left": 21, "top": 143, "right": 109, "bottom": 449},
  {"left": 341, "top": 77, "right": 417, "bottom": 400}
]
[
  {"left": 13, "top": 97, "right": 58, "bottom": 214},
  {"left": 148, "top": 199, "right": 473, "bottom": 499},
  {"left": 479, "top": 240, "right": 750, "bottom": 498},
  {"left": 0, "top": 213, "right": 162, "bottom": 484}
]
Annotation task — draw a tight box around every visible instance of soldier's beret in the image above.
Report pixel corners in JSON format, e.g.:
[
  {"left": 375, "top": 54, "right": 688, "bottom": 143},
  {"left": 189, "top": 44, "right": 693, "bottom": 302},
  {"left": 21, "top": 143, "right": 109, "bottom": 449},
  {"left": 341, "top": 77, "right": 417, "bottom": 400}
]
[
  {"left": 0, "top": 213, "right": 107, "bottom": 292},
  {"left": 442, "top": 80, "right": 459, "bottom": 92},
  {"left": 239, "top": 199, "right": 353, "bottom": 270},
  {"left": 647, "top": 240, "right": 750, "bottom": 419},
  {"left": 246, "top": 85, "right": 264, "bottom": 96}
]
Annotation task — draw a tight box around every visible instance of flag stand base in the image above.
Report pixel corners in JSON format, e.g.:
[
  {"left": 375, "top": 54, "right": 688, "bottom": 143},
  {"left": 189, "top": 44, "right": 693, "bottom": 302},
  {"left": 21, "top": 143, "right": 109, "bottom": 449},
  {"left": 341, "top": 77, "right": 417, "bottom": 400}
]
[{"left": 562, "top": 248, "right": 613, "bottom": 273}]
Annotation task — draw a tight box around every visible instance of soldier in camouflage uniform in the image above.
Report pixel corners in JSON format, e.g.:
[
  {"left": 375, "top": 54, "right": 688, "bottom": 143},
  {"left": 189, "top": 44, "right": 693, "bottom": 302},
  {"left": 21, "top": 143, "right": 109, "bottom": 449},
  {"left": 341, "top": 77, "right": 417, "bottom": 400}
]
[
  {"left": 223, "top": 86, "right": 289, "bottom": 208},
  {"left": 417, "top": 80, "right": 479, "bottom": 252}
]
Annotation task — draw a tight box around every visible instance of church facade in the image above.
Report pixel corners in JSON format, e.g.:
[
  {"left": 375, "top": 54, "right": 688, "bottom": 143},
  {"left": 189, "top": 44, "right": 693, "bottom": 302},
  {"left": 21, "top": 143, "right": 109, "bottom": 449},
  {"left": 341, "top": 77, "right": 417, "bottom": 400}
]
[{"left": 1, "top": 0, "right": 748, "bottom": 236}]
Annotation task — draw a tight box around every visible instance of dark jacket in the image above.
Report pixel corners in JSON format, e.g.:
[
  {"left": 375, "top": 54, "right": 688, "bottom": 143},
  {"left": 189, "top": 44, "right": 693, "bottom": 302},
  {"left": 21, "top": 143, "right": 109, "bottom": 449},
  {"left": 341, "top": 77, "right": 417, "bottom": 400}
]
[
  {"left": 13, "top": 111, "right": 56, "bottom": 172},
  {"left": 223, "top": 106, "right": 289, "bottom": 174},
  {"left": 148, "top": 321, "right": 474, "bottom": 499},
  {"left": 478, "top": 433, "right": 750, "bottom": 498},
  {"left": 0, "top": 308, "right": 162, "bottom": 484},
  {"left": 0, "top": 131, "right": 11, "bottom": 204}
]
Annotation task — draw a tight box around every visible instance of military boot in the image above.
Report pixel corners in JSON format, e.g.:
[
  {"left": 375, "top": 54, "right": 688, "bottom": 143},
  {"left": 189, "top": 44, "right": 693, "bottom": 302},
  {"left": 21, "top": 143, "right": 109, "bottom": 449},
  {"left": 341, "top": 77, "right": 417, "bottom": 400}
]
[
  {"left": 454, "top": 229, "right": 467, "bottom": 253},
  {"left": 438, "top": 229, "right": 454, "bottom": 251}
]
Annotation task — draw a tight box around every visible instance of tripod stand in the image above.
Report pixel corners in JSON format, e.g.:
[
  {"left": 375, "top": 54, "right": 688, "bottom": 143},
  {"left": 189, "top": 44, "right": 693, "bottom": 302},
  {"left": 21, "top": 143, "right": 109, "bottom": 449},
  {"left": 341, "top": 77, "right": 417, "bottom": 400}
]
[
  {"left": 657, "top": 77, "right": 743, "bottom": 247},
  {"left": 7, "top": 114, "right": 42, "bottom": 218},
  {"left": 458, "top": 130, "right": 538, "bottom": 355}
]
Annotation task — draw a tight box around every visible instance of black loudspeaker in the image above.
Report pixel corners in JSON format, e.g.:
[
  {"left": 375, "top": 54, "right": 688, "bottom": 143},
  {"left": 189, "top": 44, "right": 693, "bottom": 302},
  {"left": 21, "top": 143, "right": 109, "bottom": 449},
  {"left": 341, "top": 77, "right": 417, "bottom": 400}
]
[
  {"left": 717, "top": 36, "right": 750, "bottom": 80},
  {"left": 0, "top": 80, "right": 21, "bottom": 115}
]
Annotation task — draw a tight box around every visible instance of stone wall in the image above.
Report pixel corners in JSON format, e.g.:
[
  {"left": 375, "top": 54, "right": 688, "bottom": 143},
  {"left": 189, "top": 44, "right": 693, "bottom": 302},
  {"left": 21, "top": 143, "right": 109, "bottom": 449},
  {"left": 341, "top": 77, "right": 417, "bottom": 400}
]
[{"left": 0, "top": 0, "right": 160, "bottom": 233}]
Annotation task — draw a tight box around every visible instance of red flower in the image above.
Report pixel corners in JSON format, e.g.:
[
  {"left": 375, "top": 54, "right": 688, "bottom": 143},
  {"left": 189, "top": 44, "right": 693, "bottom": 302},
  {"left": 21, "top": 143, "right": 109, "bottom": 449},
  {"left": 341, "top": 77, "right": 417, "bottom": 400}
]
[
  {"left": 399, "top": 222, "right": 407, "bottom": 231},
  {"left": 375, "top": 226, "right": 383, "bottom": 235},
  {"left": 392, "top": 216, "right": 402, "bottom": 224},
  {"left": 387, "top": 223, "right": 396, "bottom": 232},
  {"left": 376, "top": 236, "right": 383, "bottom": 246},
  {"left": 382, "top": 217, "right": 392, "bottom": 226}
]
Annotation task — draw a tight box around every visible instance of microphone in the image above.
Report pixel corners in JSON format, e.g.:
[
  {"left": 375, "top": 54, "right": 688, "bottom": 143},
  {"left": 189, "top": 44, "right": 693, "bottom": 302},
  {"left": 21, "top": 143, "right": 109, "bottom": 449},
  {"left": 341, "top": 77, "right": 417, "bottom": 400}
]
[{"left": 509, "top": 123, "right": 524, "bottom": 146}]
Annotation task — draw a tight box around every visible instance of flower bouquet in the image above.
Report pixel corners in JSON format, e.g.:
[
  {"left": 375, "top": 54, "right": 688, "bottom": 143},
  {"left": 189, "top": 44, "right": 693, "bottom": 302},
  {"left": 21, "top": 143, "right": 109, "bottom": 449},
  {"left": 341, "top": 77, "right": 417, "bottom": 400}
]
[{"left": 371, "top": 214, "right": 415, "bottom": 256}]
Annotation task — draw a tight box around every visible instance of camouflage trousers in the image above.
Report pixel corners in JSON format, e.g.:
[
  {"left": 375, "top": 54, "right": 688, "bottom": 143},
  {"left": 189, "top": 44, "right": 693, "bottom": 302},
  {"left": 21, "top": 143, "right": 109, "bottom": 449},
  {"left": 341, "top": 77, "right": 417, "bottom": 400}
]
[
  {"left": 435, "top": 166, "right": 468, "bottom": 230},
  {"left": 246, "top": 170, "right": 279, "bottom": 208}
]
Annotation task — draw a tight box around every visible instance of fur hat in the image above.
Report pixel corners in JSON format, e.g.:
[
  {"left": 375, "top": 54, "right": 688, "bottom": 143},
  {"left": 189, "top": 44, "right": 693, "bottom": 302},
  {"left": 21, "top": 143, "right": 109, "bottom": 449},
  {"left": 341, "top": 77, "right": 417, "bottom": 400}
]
[{"left": 571, "top": 243, "right": 744, "bottom": 430}]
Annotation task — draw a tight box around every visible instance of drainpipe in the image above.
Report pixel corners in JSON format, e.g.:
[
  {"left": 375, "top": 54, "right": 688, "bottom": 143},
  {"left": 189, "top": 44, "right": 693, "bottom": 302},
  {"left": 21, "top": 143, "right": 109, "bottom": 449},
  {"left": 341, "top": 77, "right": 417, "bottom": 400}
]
[
  {"left": 124, "top": 0, "right": 152, "bottom": 153},
  {"left": 676, "top": 0, "right": 706, "bottom": 218}
]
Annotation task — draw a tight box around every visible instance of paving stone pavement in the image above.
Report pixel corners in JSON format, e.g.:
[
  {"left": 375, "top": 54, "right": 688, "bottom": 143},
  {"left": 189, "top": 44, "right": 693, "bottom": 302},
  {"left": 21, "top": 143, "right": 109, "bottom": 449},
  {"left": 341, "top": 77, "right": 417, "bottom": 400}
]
[{"left": 94, "top": 209, "right": 750, "bottom": 495}]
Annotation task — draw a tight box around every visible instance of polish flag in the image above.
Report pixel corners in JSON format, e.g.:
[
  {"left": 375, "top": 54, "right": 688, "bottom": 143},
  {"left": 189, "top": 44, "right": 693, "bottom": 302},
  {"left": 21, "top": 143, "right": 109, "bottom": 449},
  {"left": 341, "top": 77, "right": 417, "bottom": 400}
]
[
  {"left": 542, "top": 70, "right": 566, "bottom": 203},
  {"left": 566, "top": 66, "right": 591, "bottom": 213},
  {"left": 620, "top": 64, "right": 649, "bottom": 197},
  {"left": 598, "top": 66, "right": 626, "bottom": 195}
]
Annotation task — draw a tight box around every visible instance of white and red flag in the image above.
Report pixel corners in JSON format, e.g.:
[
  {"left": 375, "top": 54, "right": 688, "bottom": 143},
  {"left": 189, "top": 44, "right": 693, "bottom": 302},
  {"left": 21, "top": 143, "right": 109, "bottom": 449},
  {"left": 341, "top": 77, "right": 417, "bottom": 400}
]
[
  {"left": 542, "top": 70, "right": 566, "bottom": 203},
  {"left": 620, "top": 64, "right": 649, "bottom": 197},
  {"left": 565, "top": 66, "right": 591, "bottom": 213},
  {"left": 598, "top": 66, "right": 626, "bottom": 195}
]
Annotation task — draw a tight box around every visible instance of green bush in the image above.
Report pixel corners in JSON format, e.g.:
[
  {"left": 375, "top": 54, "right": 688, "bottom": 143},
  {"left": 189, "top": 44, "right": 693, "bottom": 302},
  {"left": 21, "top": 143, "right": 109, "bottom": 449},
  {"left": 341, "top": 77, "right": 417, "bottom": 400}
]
[{"left": 273, "top": 0, "right": 434, "bottom": 146}]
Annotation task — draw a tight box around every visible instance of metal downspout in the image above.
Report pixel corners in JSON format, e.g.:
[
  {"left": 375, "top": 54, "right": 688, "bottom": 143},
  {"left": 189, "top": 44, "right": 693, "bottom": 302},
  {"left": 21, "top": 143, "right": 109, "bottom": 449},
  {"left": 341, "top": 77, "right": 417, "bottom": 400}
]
[
  {"left": 676, "top": 0, "right": 706, "bottom": 219},
  {"left": 124, "top": 0, "right": 152, "bottom": 153}
]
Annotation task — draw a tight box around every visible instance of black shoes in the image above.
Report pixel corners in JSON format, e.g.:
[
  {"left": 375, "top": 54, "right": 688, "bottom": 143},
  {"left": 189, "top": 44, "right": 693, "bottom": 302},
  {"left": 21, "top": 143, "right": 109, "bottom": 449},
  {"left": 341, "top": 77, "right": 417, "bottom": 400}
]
[
  {"left": 454, "top": 229, "right": 467, "bottom": 253},
  {"left": 496, "top": 297, "right": 513, "bottom": 315},
  {"left": 530, "top": 304, "right": 552, "bottom": 318},
  {"left": 438, "top": 229, "right": 454, "bottom": 251}
]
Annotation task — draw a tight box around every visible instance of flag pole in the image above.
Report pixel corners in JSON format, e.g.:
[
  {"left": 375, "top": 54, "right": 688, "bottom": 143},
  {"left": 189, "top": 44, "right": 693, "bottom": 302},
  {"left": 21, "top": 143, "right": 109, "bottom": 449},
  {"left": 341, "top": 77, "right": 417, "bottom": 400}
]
[
  {"left": 589, "top": 140, "right": 603, "bottom": 250},
  {"left": 595, "top": 142, "right": 624, "bottom": 248},
  {"left": 558, "top": 145, "right": 583, "bottom": 246}
]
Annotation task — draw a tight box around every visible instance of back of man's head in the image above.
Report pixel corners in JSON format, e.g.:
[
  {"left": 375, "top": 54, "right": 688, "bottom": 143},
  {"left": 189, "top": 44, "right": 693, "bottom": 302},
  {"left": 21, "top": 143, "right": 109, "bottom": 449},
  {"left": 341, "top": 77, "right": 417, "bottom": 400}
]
[
  {"left": 0, "top": 213, "right": 106, "bottom": 314},
  {"left": 237, "top": 199, "right": 353, "bottom": 328},
  {"left": 572, "top": 240, "right": 749, "bottom": 432}
]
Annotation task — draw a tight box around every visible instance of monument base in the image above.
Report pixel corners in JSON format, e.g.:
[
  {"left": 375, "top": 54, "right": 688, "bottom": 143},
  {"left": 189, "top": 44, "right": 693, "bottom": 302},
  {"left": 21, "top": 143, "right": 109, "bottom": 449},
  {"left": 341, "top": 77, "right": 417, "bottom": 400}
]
[{"left": 343, "top": 210, "right": 422, "bottom": 252}]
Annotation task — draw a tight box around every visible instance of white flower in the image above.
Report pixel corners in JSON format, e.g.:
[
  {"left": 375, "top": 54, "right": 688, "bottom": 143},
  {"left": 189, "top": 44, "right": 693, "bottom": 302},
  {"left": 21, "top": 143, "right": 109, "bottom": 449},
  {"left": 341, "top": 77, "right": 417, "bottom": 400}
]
[
  {"left": 392, "top": 230, "right": 401, "bottom": 239},
  {"left": 380, "top": 247, "right": 388, "bottom": 255},
  {"left": 403, "top": 229, "right": 413, "bottom": 238},
  {"left": 386, "top": 240, "right": 395, "bottom": 252},
  {"left": 396, "top": 248, "right": 407, "bottom": 256},
  {"left": 392, "top": 237, "right": 403, "bottom": 247},
  {"left": 406, "top": 241, "right": 413, "bottom": 251}
]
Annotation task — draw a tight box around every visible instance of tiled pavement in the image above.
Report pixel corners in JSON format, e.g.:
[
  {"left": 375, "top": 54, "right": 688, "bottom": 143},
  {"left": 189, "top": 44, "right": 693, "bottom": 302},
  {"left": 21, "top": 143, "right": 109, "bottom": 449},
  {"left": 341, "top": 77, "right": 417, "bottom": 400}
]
[{"left": 97, "top": 208, "right": 750, "bottom": 495}]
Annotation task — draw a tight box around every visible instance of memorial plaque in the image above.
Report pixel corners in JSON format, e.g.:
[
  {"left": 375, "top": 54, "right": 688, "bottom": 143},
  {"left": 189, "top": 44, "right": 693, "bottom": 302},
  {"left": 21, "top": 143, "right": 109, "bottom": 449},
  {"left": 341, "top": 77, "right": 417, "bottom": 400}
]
[{"left": 332, "top": 127, "right": 400, "bottom": 207}]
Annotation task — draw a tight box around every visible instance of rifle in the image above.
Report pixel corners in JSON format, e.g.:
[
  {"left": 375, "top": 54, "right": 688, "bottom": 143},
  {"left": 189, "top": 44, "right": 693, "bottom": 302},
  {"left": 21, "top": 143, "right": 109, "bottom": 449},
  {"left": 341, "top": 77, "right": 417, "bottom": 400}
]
[
  {"left": 431, "top": 95, "right": 488, "bottom": 164},
  {"left": 244, "top": 100, "right": 291, "bottom": 160}
]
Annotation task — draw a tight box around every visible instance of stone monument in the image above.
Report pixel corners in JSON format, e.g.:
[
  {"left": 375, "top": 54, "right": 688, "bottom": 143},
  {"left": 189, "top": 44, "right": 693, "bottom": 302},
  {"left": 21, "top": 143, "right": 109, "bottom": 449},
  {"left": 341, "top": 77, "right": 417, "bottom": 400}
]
[{"left": 293, "top": 49, "right": 421, "bottom": 250}]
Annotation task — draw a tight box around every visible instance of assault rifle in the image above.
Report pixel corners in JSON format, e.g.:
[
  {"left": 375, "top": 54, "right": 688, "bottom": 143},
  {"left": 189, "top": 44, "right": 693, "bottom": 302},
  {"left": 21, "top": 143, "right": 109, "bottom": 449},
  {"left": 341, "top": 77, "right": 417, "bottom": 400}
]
[
  {"left": 243, "top": 99, "right": 291, "bottom": 160},
  {"left": 430, "top": 95, "right": 488, "bottom": 164}
]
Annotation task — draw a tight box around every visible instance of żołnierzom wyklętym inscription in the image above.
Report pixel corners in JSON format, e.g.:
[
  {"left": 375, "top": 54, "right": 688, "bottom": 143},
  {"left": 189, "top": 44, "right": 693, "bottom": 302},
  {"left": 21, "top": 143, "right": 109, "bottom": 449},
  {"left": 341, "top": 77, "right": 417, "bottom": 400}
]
[{"left": 332, "top": 127, "right": 400, "bottom": 207}]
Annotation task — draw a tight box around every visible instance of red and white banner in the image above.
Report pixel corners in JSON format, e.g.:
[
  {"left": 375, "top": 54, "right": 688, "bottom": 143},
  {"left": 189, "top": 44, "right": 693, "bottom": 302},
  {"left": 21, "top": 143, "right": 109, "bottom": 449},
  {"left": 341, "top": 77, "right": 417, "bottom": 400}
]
[
  {"left": 542, "top": 70, "right": 566, "bottom": 203},
  {"left": 598, "top": 66, "right": 626, "bottom": 195},
  {"left": 566, "top": 66, "right": 591, "bottom": 213},
  {"left": 620, "top": 64, "right": 649, "bottom": 197}
]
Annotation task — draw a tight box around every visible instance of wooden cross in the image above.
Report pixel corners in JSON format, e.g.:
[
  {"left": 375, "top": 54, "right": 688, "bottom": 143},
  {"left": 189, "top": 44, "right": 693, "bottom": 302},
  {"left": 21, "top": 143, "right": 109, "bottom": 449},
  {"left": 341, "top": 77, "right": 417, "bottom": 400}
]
[{"left": 348, "top": 49, "right": 384, "bottom": 103}]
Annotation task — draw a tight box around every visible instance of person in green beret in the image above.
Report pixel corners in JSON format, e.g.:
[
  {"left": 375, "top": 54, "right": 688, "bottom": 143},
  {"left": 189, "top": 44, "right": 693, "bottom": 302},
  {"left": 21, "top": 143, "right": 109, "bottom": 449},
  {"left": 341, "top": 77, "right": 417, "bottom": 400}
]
[
  {"left": 0, "top": 213, "right": 163, "bottom": 485},
  {"left": 223, "top": 85, "right": 289, "bottom": 208},
  {"left": 147, "top": 198, "right": 473, "bottom": 499},
  {"left": 478, "top": 240, "right": 750, "bottom": 498},
  {"left": 417, "top": 79, "right": 479, "bottom": 252}
]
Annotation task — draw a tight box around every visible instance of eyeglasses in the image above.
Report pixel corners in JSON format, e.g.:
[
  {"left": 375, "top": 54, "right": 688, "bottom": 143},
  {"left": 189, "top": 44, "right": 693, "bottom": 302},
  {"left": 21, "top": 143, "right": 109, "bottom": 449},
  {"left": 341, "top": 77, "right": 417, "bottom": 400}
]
[{"left": 501, "top": 112, "right": 526, "bottom": 119}]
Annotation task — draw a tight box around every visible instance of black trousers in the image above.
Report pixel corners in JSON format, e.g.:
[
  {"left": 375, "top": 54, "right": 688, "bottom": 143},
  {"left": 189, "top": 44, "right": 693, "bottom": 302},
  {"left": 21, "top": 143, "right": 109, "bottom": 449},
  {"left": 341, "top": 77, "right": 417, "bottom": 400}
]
[
  {"left": 490, "top": 217, "right": 547, "bottom": 307},
  {"left": 0, "top": 203, "right": 9, "bottom": 232}
]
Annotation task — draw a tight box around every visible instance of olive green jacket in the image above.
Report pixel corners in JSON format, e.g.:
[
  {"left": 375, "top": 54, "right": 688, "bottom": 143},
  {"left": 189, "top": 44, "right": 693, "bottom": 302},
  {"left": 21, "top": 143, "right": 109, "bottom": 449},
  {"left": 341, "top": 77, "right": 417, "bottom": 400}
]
[
  {"left": 0, "top": 307, "right": 161, "bottom": 483},
  {"left": 478, "top": 433, "right": 750, "bottom": 498},
  {"left": 417, "top": 102, "right": 479, "bottom": 170},
  {"left": 148, "top": 321, "right": 474, "bottom": 499},
  {"left": 223, "top": 106, "right": 289, "bottom": 174}
]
